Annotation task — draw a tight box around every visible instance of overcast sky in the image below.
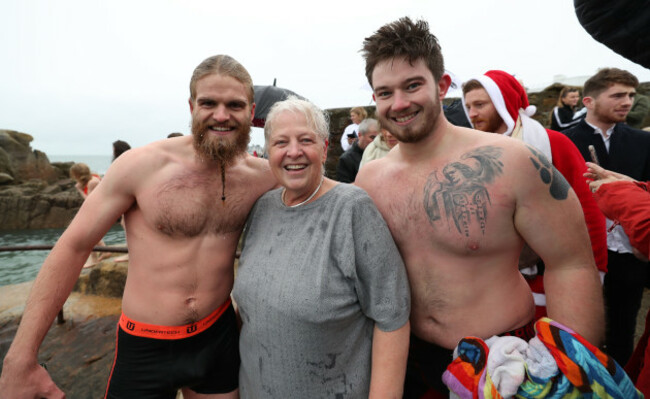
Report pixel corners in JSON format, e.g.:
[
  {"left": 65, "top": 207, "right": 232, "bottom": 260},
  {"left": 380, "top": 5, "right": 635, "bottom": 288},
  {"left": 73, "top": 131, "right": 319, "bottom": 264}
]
[{"left": 2, "top": 0, "right": 649, "bottom": 155}]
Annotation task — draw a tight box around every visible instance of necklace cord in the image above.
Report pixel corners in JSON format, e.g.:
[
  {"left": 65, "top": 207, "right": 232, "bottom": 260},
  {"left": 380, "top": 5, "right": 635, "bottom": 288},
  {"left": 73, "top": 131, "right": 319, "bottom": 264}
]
[{"left": 282, "top": 176, "right": 324, "bottom": 208}]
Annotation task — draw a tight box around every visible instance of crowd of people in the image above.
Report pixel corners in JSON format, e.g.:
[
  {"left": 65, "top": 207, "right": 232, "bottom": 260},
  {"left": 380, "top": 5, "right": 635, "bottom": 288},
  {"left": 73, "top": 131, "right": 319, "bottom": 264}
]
[{"left": 1, "top": 15, "right": 649, "bottom": 399}]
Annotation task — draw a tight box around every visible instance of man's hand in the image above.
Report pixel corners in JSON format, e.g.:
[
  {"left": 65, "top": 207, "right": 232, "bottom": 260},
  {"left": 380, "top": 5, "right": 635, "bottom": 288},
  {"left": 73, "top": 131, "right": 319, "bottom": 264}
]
[
  {"left": 589, "top": 176, "right": 621, "bottom": 193},
  {"left": 585, "top": 162, "right": 635, "bottom": 194},
  {"left": 0, "top": 357, "right": 65, "bottom": 399},
  {"left": 584, "top": 162, "right": 634, "bottom": 184}
]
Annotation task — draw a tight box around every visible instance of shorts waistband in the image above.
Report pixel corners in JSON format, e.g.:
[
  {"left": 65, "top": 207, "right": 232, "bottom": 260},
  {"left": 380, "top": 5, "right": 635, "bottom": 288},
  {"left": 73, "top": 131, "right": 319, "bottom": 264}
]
[
  {"left": 119, "top": 298, "right": 232, "bottom": 340},
  {"left": 500, "top": 317, "right": 536, "bottom": 341}
]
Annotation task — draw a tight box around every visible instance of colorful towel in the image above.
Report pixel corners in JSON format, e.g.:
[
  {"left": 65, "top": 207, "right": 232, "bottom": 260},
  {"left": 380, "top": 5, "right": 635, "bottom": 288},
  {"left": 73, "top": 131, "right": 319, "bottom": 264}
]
[
  {"left": 442, "top": 337, "right": 500, "bottom": 398},
  {"left": 443, "top": 318, "right": 643, "bottom": 398},
  {"left": 532, "top": 318, "right": 641, "bottom": 398}
]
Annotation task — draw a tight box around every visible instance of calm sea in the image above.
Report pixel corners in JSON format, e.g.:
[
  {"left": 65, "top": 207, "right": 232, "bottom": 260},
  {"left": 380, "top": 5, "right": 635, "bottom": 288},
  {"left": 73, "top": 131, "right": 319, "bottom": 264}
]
[
  {"left": 48, "top": 154, "right": 113, "bottom": 175},
  {"left": 0, "top": 225, "right": 126, "bottom": 287}
]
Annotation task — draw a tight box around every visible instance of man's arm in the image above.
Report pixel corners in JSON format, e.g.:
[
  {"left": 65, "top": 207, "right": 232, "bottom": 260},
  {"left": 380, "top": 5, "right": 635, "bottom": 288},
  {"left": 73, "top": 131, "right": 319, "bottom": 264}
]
[
  {"left": 0, "top": 155, "right": 137, "bottom": 398},
  {"left": 514, "top": 144, "right": 604, "bottom": 345},
  {"left": 369, "top": 322, "right": 410, "bottom": 399}
]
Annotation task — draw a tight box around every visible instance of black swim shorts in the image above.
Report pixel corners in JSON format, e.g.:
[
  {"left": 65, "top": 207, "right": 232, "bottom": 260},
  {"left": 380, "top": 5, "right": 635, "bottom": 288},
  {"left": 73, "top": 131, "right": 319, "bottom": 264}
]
[{"left": 104, "top": 300, "right": 239, "bottom": 399}]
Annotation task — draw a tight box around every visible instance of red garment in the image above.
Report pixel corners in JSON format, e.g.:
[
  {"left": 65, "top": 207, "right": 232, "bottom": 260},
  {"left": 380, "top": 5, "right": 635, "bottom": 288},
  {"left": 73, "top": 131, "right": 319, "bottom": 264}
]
[
  {"left": 548, "top": 130, "right": 608, "bottom": 272},
  {"left": 83, "top": 174, "right": 101, "bottom": 195},
  {"left": 526, "top": 130, "right": 609, "bottom": 318},
  {"left": 594, "top": 181, "right": 650, "bottom": 258}
]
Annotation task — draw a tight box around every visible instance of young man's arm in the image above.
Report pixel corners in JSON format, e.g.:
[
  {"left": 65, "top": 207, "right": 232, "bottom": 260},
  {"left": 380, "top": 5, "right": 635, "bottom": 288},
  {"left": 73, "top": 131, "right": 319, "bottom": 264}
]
[
  {"left": 369, "top": 322, "right": 410, "bottom": 398},
  {"left": 0, "top": 155, "right": 138, "bottom": 398},
  {"left": 514, "top": 144, "right": 604, "bottom": 346}
]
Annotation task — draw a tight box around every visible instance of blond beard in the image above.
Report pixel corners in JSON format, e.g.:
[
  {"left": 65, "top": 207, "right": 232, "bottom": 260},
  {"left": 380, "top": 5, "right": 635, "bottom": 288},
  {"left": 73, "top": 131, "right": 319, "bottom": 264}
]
[{"left": 191, "top": 117, "right": 251, "bottom": 165}]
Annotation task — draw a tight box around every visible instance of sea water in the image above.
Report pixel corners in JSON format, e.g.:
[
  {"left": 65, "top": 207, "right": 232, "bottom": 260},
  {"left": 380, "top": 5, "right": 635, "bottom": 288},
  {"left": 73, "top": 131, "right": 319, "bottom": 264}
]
[{"left": 0, "top": 225, "right": 126, "bottom": 287}]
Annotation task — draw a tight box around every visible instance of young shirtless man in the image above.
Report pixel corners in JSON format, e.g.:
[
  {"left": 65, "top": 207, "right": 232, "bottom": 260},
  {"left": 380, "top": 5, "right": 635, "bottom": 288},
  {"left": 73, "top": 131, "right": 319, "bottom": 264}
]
[
  {"left": 355, "top": 18, "right": 604, "bottom": 397},
  {"left": 0, "top": 55, "right": 276, "bottom": 399}
]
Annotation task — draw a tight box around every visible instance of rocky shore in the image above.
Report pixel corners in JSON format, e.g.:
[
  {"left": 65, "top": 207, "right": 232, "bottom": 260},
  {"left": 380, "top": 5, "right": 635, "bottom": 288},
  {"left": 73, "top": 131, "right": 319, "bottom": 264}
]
[
  {"left": 0, "top": 256, "right": 125, "bottom": 397},
  {"left": 0, "top": 129, "right": 83, "bottom": 230}
]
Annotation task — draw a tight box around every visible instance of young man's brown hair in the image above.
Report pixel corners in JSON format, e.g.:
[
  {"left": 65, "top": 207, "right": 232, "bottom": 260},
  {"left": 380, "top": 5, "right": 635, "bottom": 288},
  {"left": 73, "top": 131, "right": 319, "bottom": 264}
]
[
  {"left": 583, "top": 68, "right": 639, "bottom": 98},
  {"left": 361, "top": 17, "right": 445, "bottom": 87},
  {"left": 462, "top": 79, "right": 484, "bottom": 96}
]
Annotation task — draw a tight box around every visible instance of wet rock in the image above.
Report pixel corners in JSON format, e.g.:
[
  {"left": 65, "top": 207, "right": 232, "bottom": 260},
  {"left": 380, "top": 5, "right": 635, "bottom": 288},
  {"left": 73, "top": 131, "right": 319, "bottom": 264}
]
[{"left": 0, "top": 179, "right": 82, "bottom": 230}]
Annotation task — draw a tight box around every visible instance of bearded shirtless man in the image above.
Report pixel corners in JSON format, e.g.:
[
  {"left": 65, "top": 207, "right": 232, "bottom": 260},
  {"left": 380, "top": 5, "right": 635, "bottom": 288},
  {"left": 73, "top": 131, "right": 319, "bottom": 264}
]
[
  {"left": 355, "top": 18, "right": 604, "bottom": 398},
  {"left": 0, "top": 55, "right": 275, "bottom": 399}
]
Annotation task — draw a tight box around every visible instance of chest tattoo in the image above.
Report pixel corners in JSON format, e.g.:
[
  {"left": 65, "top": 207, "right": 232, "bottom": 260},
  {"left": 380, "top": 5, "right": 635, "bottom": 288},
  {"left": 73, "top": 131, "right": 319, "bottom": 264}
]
[{"left": 423, "top": 146, "right": 504, "bottom": 237}]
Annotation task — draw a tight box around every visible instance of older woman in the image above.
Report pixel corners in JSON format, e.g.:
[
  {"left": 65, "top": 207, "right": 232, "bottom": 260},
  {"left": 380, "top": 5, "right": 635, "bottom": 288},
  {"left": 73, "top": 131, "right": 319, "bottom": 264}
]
[
  {"left": 359, "top": 125, "right": 399, "bottom": 169},
  {"left": 233, "top": 97, "right": 410, "bottom": 398}
]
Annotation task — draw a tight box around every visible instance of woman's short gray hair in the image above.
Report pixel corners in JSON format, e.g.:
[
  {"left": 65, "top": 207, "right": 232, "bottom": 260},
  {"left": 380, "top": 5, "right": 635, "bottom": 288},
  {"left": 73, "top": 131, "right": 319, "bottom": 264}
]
[{"left": 264, "top": 96, "right": 330, "bottom": 151}]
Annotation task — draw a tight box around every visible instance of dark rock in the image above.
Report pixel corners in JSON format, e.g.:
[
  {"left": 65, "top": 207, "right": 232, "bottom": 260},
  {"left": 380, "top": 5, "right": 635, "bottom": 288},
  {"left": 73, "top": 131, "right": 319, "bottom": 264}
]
[
  {"left": 0, "top": 180, "right": 83, "bottom": 230},
  {"left": 0, "top": 173, "right": 13, "bottom": 185},
  {"left": 0, "top": 130, "right": 64, "bottom": 184},
  {"left": 0, "top": 315, "right": 119, "bottom": 397}
]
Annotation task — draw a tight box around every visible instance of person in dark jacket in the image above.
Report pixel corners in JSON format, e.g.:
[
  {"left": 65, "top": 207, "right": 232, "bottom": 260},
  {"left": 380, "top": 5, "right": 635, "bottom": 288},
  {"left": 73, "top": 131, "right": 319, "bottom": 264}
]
[
  {"left": 336, "top": 118, "right": 379, "bottom": 183},
  {"left": 574, "top": 0, "right": 650, "bottom": 68},
  {"left": 627, "top": 94, "right": 650, "bottom": 129},
  {"left": 550, "top": 87, "right": 585, "bottom": 131},
  {"left": 564, "top": 67, "right": 650, "bottom": 366}
]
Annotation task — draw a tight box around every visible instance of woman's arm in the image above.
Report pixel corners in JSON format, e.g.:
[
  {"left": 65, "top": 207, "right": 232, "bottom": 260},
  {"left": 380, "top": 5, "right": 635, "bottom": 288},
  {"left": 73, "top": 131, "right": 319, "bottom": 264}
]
[{"left": 369, "top": 322, "right": 410, "bottom": 399}]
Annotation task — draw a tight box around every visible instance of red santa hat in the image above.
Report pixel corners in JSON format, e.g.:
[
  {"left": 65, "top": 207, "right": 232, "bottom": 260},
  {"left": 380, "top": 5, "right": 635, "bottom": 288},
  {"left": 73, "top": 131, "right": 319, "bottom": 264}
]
[
  {"left": 472, "top": 70, "right": 537, "bottom": 135},
  {"left": 462, "top": 70, "right": 552, "bottom": 160}
]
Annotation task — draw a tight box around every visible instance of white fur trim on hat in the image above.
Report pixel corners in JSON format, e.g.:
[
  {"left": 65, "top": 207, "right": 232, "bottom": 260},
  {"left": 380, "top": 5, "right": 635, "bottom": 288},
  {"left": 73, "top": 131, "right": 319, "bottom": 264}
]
[{"left": 476, "top": 75, "right": 515, "bottom": 136}]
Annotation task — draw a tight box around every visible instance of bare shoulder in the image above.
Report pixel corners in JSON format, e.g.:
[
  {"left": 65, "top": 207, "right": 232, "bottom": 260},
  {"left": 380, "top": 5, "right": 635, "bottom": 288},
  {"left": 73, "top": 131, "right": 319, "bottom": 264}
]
[
  {"left": 241, "top": 155, "right": 274, "bottom": 180},
  {"left": 101, "top": 137, "right": 194, "bottom": 190},
  {"left": 355, "top": 155, "right": 392, "bottom": 193}
]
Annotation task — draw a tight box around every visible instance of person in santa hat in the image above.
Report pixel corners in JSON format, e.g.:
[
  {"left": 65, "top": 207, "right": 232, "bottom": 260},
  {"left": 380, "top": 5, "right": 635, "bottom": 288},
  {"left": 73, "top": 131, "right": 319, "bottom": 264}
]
[{"left": 462, "top": 70, "right": 607, "bottom": 320}]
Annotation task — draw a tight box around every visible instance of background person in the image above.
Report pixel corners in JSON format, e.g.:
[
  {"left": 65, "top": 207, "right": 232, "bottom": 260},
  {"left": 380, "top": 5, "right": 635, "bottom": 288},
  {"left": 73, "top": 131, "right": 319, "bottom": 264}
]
[
  {"left": 336, "top": 118, "right": 379, "bottom": 183},
  {"left": 112, "top": 140, "right": 131, "bottom": 162},
  {"left": 586, "top": 162, "right": 650, "bottom": 395},
  {"left": 550, "top": 86, "right": 585, "bottom": 131},
  {"left": 69, "top": 162, "right": 107, "bottom": 267},
  {"left": 233, "top": 97, "right": 410, "bottom": 398},
  {"left": 461, "top": 71, "right": 607, "bottom": 320},
  {"left": 359, "top": 123, "right": 399, "bottom": 168},
  {"left": 339, "top": 106, "right": 367, "bottom": 151},
  {"left": 564, "top": 67, "right": 650, "bottom": 365},
  {"left": 627, "top": 93, "right": 650, "bottom": 129}
]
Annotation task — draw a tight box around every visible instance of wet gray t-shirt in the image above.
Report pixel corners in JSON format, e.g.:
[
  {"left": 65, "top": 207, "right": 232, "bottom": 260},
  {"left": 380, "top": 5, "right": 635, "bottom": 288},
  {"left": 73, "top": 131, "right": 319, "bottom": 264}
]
[{"left": 233, "top": 183, "right": 410, "bottom": 398}]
